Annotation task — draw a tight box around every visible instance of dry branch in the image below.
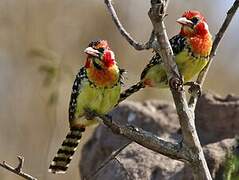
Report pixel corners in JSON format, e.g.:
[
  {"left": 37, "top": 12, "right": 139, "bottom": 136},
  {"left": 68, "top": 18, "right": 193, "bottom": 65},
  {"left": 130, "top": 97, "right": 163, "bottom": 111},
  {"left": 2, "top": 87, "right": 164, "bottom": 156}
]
[
  {"left": 85, "top": 111, "right": 191, "bottom": 162},
  {"left": 104, "top": 0, "right": 156, "bottom": 50},
  {"left": 147, "top": 1, "right": 211, "bottom": 179},
  {"left": 85, "top": 142, "right": 132, "bottom": 180},
  {"left": 0, "top": 156, "right": 37, "bottom": 180}
]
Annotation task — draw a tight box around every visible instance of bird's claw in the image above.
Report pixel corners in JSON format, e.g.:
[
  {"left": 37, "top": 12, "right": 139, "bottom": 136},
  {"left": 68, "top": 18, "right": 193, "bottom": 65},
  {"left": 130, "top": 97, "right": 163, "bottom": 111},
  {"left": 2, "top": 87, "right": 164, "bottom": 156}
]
[
  {"left": 84, "top": 108, "right": 97, "bottom": 120},
  {"left": 169, "top": 77, "right": 183, "bottom": 91},
  {"left": 105, "top": 114, "right": 113, "bottom": 123},
  {"left": 184, "top": 82, "right": 202, "bottom": 97}
]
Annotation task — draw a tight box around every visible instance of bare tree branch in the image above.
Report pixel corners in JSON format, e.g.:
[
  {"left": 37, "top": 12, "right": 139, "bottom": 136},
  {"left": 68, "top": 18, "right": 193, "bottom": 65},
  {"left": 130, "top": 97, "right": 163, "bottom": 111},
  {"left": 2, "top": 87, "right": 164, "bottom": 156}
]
[
  {"left": 188, "top": 0, "right": 239, "bottom": 110},
  {"left": 148, "top": 1, "right": 212, "bottom": 179},
  {"left": 104, "top": 0, "right": 155, "bottom": 50},
  {"left": 0, "top": 156, "right": 37, "bottom": 180},
  {"left": 85, "top": 111, "right": 191, "bottom": 163}
]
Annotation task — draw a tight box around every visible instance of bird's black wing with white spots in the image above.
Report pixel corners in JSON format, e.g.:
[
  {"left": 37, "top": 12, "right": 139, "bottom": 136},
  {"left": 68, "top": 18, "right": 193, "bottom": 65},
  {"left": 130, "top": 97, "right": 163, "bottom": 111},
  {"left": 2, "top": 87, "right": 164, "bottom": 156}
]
[
  {"left": 68, "top": 67, "right": 87, "bottom": 122},
  {"left": 140, "top": 34, "right": 187, "bottom": 80}
]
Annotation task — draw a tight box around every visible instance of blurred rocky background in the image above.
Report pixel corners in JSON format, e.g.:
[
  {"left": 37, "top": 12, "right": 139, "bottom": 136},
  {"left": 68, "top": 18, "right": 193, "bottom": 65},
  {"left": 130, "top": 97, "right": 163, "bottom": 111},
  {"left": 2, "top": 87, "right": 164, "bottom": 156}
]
[{"left": 0, "top": 0, "right": 238, "bottom": 180}]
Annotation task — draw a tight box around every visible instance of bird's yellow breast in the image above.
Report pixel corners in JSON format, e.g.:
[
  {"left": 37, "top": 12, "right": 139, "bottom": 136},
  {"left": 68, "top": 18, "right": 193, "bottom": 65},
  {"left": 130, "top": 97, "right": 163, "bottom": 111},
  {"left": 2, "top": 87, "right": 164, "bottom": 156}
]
[
  {"left": 142, "top": 50, "right": 209, "bottom": 88},
  {"left": 72, "top": 80, "right": 121, "bottom": 127},
  {"left": 176, "top": 50, "right": 209, "bottom": 82}
]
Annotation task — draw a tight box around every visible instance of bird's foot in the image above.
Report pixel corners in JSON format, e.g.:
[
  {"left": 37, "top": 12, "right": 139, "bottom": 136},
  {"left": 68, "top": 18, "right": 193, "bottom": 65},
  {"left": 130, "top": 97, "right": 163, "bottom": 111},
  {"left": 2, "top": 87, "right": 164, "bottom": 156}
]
[
  {"left": 169, "top": 77, "right": 183, "bottom": 92},
  {"left": 176, "top": 128, "right": 183, "bottom": 149},
  {"left": 184, "top": 81, "right": 202, "bottom": 97},
  {"left": 84, "top": 108, "right": 97, "bottom": 120},
  {"left": 105, "top": 114, "right": 113, "bottom": 123}
]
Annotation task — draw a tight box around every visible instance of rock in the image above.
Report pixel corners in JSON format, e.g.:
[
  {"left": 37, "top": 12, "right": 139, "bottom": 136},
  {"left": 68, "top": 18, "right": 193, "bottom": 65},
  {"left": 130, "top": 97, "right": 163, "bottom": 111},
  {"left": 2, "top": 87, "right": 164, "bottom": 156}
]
[
  {"left": 80, "top": 93, "right": 239, "bottom": 179},
  {"left": 196, "top": 93, "right": 239, "bottom": 145},
  {"left": 91, "top": 142, "right": 184, "bottom": 180}
]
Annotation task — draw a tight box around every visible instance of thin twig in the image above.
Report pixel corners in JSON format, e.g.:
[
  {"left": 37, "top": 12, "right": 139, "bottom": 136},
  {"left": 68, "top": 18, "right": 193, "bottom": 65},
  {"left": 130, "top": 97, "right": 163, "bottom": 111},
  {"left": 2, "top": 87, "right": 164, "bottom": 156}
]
[
  {"left": 0, "top": 156, "right": 37, "bottom": 180},
  {"left": 104, "top": 0, "right": 155, "bottom": 50},
  {"left": 188, "top": 0, "right": 239, "bottom": 110},
  {"left": 86, "top": 142, "right": 131, "bottom": 180}
]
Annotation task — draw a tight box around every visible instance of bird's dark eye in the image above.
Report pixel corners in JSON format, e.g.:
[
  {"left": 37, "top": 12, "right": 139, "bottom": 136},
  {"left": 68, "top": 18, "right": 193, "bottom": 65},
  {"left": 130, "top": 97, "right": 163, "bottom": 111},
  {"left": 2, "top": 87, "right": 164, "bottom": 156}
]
[
  {"left": 98, "top": 48, "right": 104, "bottom": 53},
  {"left": 191, "top": 17, "right": 199, "bottom": 25}
]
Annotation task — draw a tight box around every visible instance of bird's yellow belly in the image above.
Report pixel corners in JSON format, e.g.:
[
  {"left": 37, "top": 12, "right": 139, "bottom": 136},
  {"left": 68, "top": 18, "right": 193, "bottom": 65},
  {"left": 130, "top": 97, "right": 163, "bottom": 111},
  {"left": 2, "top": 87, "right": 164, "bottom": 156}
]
[
  {"left": 74, "top": 81, "right": 121, "bottom": 127},
  {"left": 176, "top": 51, "right": 209, "bottom": 82},
  {"left": 143, "top": 51, "right": 209, "bottom": 88}
]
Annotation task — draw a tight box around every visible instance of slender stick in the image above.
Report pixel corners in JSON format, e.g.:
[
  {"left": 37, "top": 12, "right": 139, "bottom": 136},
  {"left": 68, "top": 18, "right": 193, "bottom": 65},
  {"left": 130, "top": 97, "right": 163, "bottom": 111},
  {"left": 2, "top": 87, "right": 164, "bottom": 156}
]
[
  {"left": 104, "top": 0, "right": 155, "bottom": 50},
  {"left": 86, "top": 142, "right": 131, "bottom": 180},
  {"left": 0, "top": 156, "right": 37, "bottom": 180},
  {"left": 188, "top": 0, "right": 239, "bottom": 110}
]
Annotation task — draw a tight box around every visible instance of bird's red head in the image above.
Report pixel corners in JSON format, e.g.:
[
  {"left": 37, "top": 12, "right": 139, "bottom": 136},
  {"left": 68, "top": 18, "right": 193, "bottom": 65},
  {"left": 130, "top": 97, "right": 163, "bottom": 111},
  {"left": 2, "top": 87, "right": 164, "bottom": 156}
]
[
  {"left": 84, "top": 40, "right": 116, "bottom": 69},
  {"left": 177, "top": 10, "right": 209, "bottom": 37}
]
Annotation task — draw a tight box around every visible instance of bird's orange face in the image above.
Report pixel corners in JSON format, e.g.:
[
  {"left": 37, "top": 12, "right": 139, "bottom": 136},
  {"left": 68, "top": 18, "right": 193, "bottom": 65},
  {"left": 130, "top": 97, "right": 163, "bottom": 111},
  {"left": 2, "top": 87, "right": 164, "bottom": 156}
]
[{"left": 177, "top": 11, "right": 209, "bottom": 37}]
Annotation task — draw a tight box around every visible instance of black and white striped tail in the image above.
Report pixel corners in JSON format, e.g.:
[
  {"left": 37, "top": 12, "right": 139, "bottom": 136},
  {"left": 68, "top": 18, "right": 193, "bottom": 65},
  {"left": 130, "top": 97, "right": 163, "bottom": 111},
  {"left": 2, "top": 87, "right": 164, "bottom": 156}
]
[
  {"left": 48, "top": 127, "right": 85, "bottom": 174},
  {"left": 118, "top": 81, "right": 145, "bottom": 103}
]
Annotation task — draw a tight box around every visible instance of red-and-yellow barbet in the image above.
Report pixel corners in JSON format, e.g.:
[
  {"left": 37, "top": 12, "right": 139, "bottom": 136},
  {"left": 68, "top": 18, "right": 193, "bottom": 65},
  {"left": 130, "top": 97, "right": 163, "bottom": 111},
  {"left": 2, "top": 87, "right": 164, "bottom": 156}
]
[
  {"left": 49, "top": 40, "right": 124, "bottom": 173},
  {"left": 119, "top": 10, "right": 213, "bottom": 102}
]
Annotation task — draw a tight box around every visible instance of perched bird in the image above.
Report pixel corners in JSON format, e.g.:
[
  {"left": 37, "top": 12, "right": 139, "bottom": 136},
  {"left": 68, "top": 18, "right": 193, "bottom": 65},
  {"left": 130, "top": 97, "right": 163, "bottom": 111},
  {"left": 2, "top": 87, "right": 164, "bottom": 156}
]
[
  {"left": 119, "top": 10, "right": 212, "bottom": 102},
  {"left": 49, "top": 40, "right": 123, "bottom": 173}
]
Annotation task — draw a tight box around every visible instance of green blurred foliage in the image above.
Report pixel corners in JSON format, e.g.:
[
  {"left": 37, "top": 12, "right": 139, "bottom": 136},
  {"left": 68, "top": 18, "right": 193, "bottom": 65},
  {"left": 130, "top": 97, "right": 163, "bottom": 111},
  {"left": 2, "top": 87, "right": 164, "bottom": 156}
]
[{"left": 224, "top": 139, "right": 239, "bottom": 180}]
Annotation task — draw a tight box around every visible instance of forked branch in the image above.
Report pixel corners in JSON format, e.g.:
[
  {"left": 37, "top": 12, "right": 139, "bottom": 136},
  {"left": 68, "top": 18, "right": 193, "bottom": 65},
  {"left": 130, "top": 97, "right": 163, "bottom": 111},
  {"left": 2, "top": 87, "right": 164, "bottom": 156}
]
[
  {"left": 104, "top": 0, "right": 238, "bottom": 179},
  {"left": 148, "top": 1, "right": 211, "bottom": 179},
  {"left": 0, "top": 156, "right": 37, "bottom": 180},
  {"left": 104, "top": 0, "right": 156, "bottom": 50}
]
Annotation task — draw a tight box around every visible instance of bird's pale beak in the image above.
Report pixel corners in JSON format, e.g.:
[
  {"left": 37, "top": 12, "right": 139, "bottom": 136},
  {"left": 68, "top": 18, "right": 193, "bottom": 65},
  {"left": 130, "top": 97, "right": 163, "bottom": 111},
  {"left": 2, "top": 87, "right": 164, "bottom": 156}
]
[
  {"left": 176, "top": 17, "right": 193, "bottom": 26},
  {"left": 84, "top": 47, "right": 100, "bottom": 57}
]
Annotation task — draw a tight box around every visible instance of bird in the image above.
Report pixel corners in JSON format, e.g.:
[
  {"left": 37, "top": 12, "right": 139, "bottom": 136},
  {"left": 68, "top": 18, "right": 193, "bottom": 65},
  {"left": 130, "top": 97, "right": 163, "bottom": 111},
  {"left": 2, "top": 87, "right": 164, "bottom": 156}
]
[
  {"left": 48, "top": 40, "right": 123, "bottom": 174},
  {"left": 119, "top": 10, "right": 212, "bottom": 102}
]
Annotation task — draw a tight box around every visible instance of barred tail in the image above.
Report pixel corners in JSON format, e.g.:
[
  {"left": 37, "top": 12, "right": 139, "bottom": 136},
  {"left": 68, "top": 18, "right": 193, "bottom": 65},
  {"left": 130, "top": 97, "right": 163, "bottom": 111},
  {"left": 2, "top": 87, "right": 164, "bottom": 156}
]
[
  {"left": 48, "top": 127, "right": 85, "bottom": 174},
  {"left": 118, "top": 81, "right": 145, "bottom": 103}
]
